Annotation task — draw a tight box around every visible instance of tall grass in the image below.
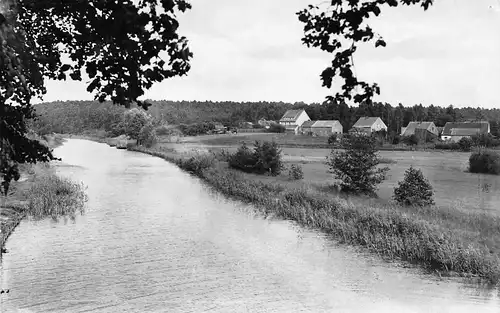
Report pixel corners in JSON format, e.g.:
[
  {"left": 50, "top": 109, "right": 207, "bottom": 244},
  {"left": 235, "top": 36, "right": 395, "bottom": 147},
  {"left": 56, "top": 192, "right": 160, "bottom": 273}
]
[{"left": 25, "top": 171, "right": 88, "bottom": 221}]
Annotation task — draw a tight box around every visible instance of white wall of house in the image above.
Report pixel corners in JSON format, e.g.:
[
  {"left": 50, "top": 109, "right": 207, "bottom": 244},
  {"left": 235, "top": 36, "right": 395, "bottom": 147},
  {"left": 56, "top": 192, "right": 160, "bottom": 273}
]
[
  {"left": 295, "top": 111, "right": 310, "bottom": 127},
  {"left": 371, "top": 118, "right": 388, "bottom": 132}
]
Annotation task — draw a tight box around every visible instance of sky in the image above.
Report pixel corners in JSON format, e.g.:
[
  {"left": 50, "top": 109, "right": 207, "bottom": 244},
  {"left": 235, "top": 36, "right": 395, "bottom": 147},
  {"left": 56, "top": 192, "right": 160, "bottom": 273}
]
[{"left": 40, "top": 0, "right": 500, "bottom": 108}]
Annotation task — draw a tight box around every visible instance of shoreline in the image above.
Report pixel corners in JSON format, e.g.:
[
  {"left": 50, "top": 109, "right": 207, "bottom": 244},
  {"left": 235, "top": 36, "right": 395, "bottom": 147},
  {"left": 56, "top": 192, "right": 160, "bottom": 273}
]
[
  {"left": 32, "top": 135, "right": 500, "bottom": 286},
  {"left": 1, "top": 134, "right": 67, "bottom": 255},
  {"left": 125, "top": 144, "right": 500, "bottom": 286}
]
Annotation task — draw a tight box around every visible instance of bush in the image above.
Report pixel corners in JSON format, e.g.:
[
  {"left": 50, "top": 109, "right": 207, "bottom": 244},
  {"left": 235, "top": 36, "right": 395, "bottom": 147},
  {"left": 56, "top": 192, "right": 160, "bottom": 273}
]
[
  {"left": 228, "top": 141, "right": 284, "bottom": 176},
  {"left": 228, "top": 143, "right": 258, "bottom": 173},
  {"left": 469, "top": 150, "right": 500, "bottom": 175},
  {"left": 122, "top": 108, "right": 153, "bottom": 140},
  {"left": 471, "top": 133, "right": 500, "bottom": 148},
  {"left": 268, "top": 123, "right": 286, "bottom": 133},
  {"left": 457, "top": 137, "right": 473, "bottom": 151},
  {"left": 434, "top": 142, "right": 460, "bottom": 150},
  {"left": 327, "top": 133, "right": 338, "bottom": 145},
  {"left": 138, "top": 121, "right": 157, "bottom": 148},
  {"left": 178, "top": 153, "right": 216, "bottom": 176},
  {"left": 288, "top": 164, "right": 304, "bottom": 180},
  {"left": 253, "top": 141, "right": 283, "bottom": 176},
  {"left": 178, "top": 122, "right": 215, "bottom": 136},
  {"left": 402, "top": 134, "right": 419, "bottom": 146},
  {"left": 326, "top": 133, "right": 389, "bottom": 196},
  {"left": 393, "top": 166, "right": 435, "bottom": 207}
]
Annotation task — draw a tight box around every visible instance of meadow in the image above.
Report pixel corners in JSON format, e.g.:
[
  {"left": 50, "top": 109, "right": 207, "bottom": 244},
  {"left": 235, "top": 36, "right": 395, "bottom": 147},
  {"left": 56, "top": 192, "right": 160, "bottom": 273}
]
[{"left": 159, "top": 133, "right": 500, "bottom": 215}]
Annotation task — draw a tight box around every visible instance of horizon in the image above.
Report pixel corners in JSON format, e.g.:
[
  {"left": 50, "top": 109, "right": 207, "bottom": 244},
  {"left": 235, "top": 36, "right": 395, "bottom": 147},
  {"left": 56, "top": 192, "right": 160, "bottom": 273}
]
[{"left": 36, "top": 0, "right": 500, "bottom": 109}]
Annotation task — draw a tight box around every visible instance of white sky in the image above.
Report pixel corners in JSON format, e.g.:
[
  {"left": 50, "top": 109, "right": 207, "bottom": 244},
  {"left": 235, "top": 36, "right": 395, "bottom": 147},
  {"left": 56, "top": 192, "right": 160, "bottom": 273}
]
[{"left": 40, "top": 0, "right": 500, "bottom": 108}]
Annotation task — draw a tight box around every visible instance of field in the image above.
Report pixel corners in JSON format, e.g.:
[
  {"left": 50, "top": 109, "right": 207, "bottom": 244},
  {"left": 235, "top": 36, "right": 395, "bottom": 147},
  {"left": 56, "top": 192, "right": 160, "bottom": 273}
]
[{"left": 157, "top": 133, "right": 500, "bottom": 214}]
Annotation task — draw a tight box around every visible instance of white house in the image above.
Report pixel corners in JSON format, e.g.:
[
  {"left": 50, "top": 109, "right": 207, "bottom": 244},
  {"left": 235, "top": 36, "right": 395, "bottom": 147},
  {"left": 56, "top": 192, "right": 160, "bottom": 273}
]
[
  {"left": 279, "top": 109, "right": 311, "bottom": 134},
  {"left": 349, "top": 117, "right": 387, "bottom": 135}
]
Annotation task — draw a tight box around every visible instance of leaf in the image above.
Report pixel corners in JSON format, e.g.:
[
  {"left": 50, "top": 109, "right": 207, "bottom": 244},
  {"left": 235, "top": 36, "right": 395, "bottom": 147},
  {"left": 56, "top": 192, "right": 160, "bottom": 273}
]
[
  {"left": 375, "top": 39, "right": 386, "bottom": 47},
  {"left": 60, "top": 64, "right": 71, "bottom": 72}
]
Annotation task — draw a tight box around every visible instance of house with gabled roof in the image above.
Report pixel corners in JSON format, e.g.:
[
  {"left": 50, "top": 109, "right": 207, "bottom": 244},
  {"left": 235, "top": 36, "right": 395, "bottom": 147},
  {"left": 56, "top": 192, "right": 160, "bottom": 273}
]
[
  {"left": 301, "top": 120, "right": 343, "bottom": 136},
  {"left": 279, "top": 109, "right": 311, "bottom": 134},
  {"left": 441, "top": 121, "right": 490, "bottom": 142},
  {"left": 349, "top": 117, "right": 387, "bottom": 135},
  {"left": 401, "top": 121, "right": 439, "bottom": 141}
]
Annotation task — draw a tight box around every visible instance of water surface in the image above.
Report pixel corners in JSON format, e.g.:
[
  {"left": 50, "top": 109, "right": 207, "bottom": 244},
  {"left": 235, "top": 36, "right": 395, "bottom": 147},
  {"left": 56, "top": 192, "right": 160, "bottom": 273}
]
[{"left": 1, "top": 139, "right": 499, "bottom": 312}]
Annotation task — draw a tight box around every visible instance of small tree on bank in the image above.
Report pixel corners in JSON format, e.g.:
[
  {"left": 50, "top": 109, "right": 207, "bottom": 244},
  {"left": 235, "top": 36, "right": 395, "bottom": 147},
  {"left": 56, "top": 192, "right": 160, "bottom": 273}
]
[
  {"left": 393, "top": 166, "right": 435, "bottom": 207},
  {"left": 326, "top": 133, "right": 389, "bottom": 196}
]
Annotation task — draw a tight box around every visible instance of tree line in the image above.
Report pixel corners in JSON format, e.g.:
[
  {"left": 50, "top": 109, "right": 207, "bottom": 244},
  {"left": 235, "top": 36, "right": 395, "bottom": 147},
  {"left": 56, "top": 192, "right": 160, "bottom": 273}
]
[{"left": 32, "top": 100, "right": 500, "bottom": 138}]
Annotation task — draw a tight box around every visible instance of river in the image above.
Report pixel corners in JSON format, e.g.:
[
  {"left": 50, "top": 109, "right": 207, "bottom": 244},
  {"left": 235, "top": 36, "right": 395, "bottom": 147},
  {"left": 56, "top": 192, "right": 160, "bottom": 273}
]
[{"left": 1, "top": 139, "right": 499, "bottom": 312}]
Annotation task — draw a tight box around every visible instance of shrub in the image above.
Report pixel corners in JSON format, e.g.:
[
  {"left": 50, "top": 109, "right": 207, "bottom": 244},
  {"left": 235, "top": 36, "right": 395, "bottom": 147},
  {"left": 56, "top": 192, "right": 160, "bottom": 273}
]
[
  {"left": 326, "top": 133, "right": 389, "bottom": 196},
  {"left": 392, "top": 135, "right": 401, "bottom": 145},
  {"left": 253, "top": 141, "right": 284, "bottom": 176},
  {"left": 178, "top": 153, "right": 215, "bottom": 176},
  {"left": 138, "top": 121, "right": 157, "bottom": 148},
  {"left": 178, "top": 122, "right": 215, "bottom": 136},
  {"left": 228, "top": 143, "right": 257, "bottom": 173},
  {"left": 457, "top": 137, "right": 473, "bottom": 151},
  {"left": 393, "top": 166, "right": 435, "bottom": 206},
  {"left": 228, "top": 141, "right": 284, "bottom": 176},
  {"left": 435, "top": 142, "right": 460, "bottom": 150},
  {"left": 402, "top": 134, "right": 419, "bottom": 146},
  {"left": 327, "top": 133, "right": 338, "bottom": 145},
  {"left": 288, "top": 164, "right": 304, "bottom": 180},
  {"left": 268, "top": 123, "right": 286, "bottom": 133},
  {"left": 469, "top": 150, "right": 500, "bottom": 175}
]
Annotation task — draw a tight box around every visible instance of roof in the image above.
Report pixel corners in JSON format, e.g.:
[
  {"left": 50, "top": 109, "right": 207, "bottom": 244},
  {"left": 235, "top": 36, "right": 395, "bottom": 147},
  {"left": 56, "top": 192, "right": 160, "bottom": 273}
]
[
  {"left": 442, "top": 122, "right": 489, "bottom": 136},
  {"left": 301, "top": 120, "right": 316, "bottom": 128},
  {"left": 280, "top": 109, "right": 306, "bottom": 122},
  {"left": 353, "top": 117, "right": 381, "bottom": 128},
  {"left": 450, "top": 128, "right": 482, "bottom": 136},
  {"left": 311, "top": 120, "right": 342, "bottom": 128},
  {"left": 402, "top": 122, "right": 434, "bottom": 136}
]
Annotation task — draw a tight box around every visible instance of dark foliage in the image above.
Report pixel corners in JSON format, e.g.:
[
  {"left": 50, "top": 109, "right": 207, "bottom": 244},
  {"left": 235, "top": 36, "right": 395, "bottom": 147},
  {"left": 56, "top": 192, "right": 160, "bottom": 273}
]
[
  {"left": 297, "top": 0, "right": 434, "bottom": 104},
  {"left": 393, "top": 166, "right": 435, "bottom": 207},
  {"left": 268, "top": 123, "right": 286, "bottom": 133},
  {"left": 469, "top": 150, "right": 500, "bottom": 175},
  {"left": 228, "top": 141, "right": 283, "bottom": 176},
  {"left": 288, "top": 164, "right": 304, "bottom": 180},
  {"left": 327, "top": 133, "right": 389, "bottom": 196},
  {"left": 457, "top": 137, "right": 473, "bottom": 152},
  {"left": 402, "top": 134, "right": 419, "bottom": 146},
  {"left": 0, "top": 0, "right": 192, "bottom": 194}
]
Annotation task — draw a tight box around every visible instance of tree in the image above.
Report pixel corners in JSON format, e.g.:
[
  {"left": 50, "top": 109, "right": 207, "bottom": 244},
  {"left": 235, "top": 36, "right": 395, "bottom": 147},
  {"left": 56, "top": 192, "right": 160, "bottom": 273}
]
[
  {"left": 327, "top": 133, "right": 389, "bottom": 196},
  {"left": 297, "top": 0, "right": 433, "bottom": 104},
  {"left": 0, "top": 0, "right": 192, "bottom": 195},
  {"left": 393, "top": 166, "right": 434, "bottom": 207}
]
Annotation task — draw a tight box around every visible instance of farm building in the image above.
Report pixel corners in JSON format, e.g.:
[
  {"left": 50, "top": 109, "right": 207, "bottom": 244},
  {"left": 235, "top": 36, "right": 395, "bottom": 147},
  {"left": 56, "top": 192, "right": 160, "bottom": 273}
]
[
  {"left": 401, "top": 122, "right": 439, "bottom": 141},
  {"left": 441, "top": 121, "right": 490, "bottom": 142},
  {"left": 300, "top": 120, "right": 343, "bottom": 136},
  {"left": 279, "top": 109, "right": 311, "bottom": 134},
  {"left": 349, "top": 117, "right": 387, "bottom": 135}
]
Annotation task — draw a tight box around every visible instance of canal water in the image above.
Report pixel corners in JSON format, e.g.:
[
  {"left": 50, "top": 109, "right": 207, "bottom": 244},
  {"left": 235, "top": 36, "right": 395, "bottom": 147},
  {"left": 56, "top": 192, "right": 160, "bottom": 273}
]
[{"left": 1, "top": 139, "right": 499, "bottom": 312}]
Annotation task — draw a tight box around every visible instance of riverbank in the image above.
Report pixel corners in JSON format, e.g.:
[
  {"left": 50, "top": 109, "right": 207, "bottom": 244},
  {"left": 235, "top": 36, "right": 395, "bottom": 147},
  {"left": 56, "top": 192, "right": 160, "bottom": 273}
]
[
  {"left": 126, "top": 144, "right": 500, "bottom": 286},
  {"left": 0, "top": 134, "right": 87, "bottom": 256}
]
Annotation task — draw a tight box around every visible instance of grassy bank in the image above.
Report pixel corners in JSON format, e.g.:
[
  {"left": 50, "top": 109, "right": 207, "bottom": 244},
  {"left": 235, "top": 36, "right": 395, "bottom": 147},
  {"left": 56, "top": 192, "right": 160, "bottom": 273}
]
[
  {"left": 129, "top": 144, "right": 500, "bottom": 285},
  {"left": 1, "top": 135, "right": 88, "bottom": 254}
]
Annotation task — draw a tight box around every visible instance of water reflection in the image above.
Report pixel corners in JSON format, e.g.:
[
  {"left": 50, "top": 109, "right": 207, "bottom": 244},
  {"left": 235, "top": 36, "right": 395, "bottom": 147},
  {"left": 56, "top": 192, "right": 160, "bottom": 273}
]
[{"left": 0, "top": 139, "right": 499, "bottom": 312}]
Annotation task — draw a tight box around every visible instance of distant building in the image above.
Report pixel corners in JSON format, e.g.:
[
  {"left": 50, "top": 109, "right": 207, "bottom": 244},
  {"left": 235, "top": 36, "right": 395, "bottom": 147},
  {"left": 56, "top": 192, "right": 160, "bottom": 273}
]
[
  {"left": 441, "top": 121, "right": 490, "bottom": 142},
  {"left": 349, "top": 117, "right": 387, "bottom": 135},
  {"left": 401, "top": 121, "right": 439, "bottom": 142},
  {"left": 301, "top": 120, "right": 343, "bottom": 136},
  {"left": 279, "top": 109, "right": 311, "bottom": 134},
  {"left": 257, "top": 118, "right": 274, "bottom": 129}
]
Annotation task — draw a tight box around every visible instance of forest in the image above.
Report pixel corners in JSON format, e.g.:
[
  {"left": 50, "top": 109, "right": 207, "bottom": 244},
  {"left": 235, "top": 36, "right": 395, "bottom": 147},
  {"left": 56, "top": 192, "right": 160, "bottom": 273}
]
[{"left": 32, "top": 100, "right": 500, "bottom": 138}]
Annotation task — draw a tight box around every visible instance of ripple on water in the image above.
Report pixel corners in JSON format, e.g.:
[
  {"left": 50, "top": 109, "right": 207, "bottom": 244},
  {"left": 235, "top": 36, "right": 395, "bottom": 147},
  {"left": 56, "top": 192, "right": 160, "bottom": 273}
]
[{"left": 1, "top": 139, "right": 499, "bottom": 313}]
